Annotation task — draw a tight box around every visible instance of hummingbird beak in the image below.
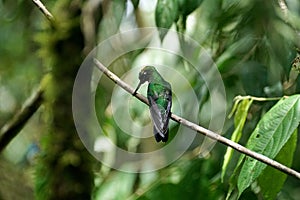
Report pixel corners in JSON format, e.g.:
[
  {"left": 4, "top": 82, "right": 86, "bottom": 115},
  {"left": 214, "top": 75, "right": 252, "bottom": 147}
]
[{"left": 133, "top": 81, "right": 142, "bottom": 96}]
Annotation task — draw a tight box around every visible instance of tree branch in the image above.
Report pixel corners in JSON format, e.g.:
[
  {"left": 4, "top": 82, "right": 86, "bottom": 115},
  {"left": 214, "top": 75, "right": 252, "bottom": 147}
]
[
  {"left": 93, "top": 58, "right": 300, "bottom": 180},
  {"left": 32, "top": 0, "right": 54, "bottom": 23},
  {"left": 0, "top": 87, "right": 43, "bottom": 153}
]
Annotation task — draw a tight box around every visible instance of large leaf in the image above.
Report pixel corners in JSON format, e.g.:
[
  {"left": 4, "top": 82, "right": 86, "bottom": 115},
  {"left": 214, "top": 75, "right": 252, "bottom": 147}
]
[
  {"left": 221, "top": 99, "right": 253, "bottom": 181},
  {"left": 237, "top": 95, "right": 300, "bottom": 197},
  {"left": 177, "top": 0, "right": 203, "bottom": 16},
  {"left": 258, "top": 129, "right": 298, "bottom": 200},
  {"left": 155, "top": 0, "right": 178, "bottom": 41},
  {"left": 131, "top": 0, "right": 139, "bottom": 9},
  {"left": 176, "top": 0, "right": 203, "bottom": 30}
]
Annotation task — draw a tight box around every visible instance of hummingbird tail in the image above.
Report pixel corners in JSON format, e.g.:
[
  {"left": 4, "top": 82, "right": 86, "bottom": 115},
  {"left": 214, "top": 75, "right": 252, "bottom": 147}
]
[{"left": 154, "top": 129, "right": 169, "bottom": 143}]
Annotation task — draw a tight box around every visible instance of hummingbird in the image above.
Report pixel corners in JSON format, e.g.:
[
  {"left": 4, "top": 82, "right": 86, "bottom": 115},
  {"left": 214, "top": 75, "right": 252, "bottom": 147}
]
[{"left": 133, "top": 66, "right": 172, "bottom": 142}]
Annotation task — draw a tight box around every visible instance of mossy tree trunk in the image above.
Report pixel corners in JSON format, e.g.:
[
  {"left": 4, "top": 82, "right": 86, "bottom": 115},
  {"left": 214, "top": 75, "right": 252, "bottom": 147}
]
[{"left": 35, "top": 1, "right": 94, "bottom": 199}]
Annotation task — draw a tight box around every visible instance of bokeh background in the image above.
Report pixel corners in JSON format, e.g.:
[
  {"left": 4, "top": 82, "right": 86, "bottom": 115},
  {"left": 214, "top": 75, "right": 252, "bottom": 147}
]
[{"left": 0, "top": 0, "right": 300, "bottom": 199}]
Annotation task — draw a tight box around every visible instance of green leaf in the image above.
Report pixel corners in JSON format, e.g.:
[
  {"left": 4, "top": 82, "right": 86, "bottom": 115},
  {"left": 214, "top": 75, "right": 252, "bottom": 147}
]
[
  {"left": 177, "top": 0, "right": 203, "bottom": 16},
  {"left": 136, "top": 159, "right": 223, "bottom": 200},
  {"left": 216, "top": 37, "right": 256, "bottom": 73},
  {"left": 131, "top": 0, "right": 139, "bottom": 9},
  {"left": 113, "top": 0, "right": 126, "bottom": 29},
  {"left": 233, "top": 99, "right": 253, "bottom": 137},
  {"left": 136, "top": 183, "right": 179, "bottom": 200},
  {"left": 94, "top": 172, "right": 136, "bottom": 200},
  {"left": 97, "top": 0, "right": 126, "bottom": 40},
  {"left": 155, "top": 0, "right": 178, "bottom": 41},
  {"left": 176, "top": 0, "right": 203, "bottom": 30},
  {"left": 228, "top": 98, "right": 240, "bottom": 119},
  {"left": 221, "top": 99, "right": 253, "bottom": 181},
  {"left": 258, "top": 129, "right": 298, "bottom": 200},
  {"left": 237, "top": 95, "right": 300, "bottom": 197}
]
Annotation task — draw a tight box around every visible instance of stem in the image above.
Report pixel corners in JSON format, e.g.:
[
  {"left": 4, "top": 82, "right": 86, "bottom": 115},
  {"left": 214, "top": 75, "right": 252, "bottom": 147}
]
[
  {"left": 32, "top": 0, "right": 54, "bottom": 23},
  {"left": 93, "top": 58, "right": 300, "bottom": 180},
  {"left": 234, "top": 95, "right": 283, "bottom": 102},
  {"left": 0, "top": 87, "right": 43, "bottom": 153}
]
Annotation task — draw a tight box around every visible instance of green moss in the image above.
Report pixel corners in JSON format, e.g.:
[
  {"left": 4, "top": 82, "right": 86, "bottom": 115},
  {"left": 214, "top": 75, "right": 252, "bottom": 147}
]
[{"left": 35, "top": 1, "right": 94, "bottom": 199}]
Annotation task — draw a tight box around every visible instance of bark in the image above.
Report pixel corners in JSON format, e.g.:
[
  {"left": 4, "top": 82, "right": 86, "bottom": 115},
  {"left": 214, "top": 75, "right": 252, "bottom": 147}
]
[{"left": 35, "top": 1, "right": 94, "bottom": 199}]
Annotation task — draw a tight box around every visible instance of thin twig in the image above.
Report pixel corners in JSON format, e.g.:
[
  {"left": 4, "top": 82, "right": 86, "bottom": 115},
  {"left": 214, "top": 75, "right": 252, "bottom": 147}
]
[
  {"left": 228, "top": 95, "right": 283, "bottom": 118},
  {"left": 93, "top": 58, "right": 300, "bottom": 180},
  {"left": 234, "top": 95, "right": 284, "bottom": 102},
  {"left": 0, "top": 87, "right": 43, "bottom": 153},
  {"left": 32, "top": 0, "right": 55, "bottom": 23}
]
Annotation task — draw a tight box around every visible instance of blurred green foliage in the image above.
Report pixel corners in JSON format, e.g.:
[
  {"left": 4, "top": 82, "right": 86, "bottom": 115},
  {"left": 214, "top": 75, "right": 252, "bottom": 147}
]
[
  {"left": 0, "top": 0, "right": 43, "bottom": 125},
  {"left": 0, "top": 0, "right": 300, "bottom": 199}
]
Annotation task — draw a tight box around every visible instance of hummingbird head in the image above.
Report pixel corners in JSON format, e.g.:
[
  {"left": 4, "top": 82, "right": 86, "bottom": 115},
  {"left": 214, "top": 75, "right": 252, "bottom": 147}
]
[
  {"left": 138, "top": 66, "right": 155, "bottom": 83},
  {"left": 133, "top": 66, "right": 156, "bottom": 95}
]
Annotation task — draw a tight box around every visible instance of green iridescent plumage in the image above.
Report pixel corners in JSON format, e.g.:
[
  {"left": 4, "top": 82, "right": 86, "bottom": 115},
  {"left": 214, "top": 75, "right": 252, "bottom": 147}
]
[{"left": 133, "top": 66, "right": 172, "bottom": 142}]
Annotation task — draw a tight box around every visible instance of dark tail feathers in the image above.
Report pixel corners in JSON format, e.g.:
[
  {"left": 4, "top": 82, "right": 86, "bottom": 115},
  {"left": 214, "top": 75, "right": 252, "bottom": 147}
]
[{"left": 154, "top": 128, "right": 169, "bottom": 143}]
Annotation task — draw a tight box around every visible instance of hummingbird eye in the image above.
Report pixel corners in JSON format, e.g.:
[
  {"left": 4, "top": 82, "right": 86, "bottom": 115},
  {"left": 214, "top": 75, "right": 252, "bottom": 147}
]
[{"left": 140, "top": 71, "right": 148, "bottom": 78}]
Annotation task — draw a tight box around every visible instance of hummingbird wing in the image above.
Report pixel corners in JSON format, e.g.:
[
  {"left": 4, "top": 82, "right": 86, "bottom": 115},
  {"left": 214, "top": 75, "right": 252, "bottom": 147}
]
[{"left": 148, "top": 83, "right": 172, "bottom": 142}]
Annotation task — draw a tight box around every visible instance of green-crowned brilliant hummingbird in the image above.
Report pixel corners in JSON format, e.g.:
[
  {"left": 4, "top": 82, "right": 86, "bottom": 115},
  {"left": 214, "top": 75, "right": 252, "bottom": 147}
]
[{"left": 133, "top": 66, "right": 172, "bottom": 142}]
